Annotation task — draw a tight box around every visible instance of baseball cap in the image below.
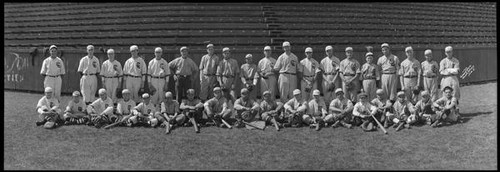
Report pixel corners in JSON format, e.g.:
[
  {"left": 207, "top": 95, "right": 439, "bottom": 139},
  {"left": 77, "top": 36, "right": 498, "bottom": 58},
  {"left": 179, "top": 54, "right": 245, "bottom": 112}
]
[
  {"left": 263, "top": 91, "right": 271, "bottom": 96},
  {"left": 376, "top": 89, "right": 385, "bottom": 95},
  {"left": 445, "top": 46, "right": 453, "bottom": 52},
  {"left": 312, "top": 89, "right": 320, "bottom": 96},
  {"left": 155, "top": 47, "right": 162, "bottom": 52},
  {"left": 245, "top": 54, "right": 253, "bottom": 58},
  {"left": 405, "top": 46, "right": 413, "bottom": 52},
  {"left": 122, "top": 89, "right": 131, "bottom": 94},
  {"left": 365, "top": 52, "right": 373, "bottom": 57},
  {"left": 213, "top": 87, "right": 222, "bottom": 92},
  {"left": 358, "top": 93, "right": 368, "bottom": 99},
  {"left": 72, "top": 91, "right": 81, "bottom": 97},
  {"left": 381, "top": 43, "right": 390, "bottom": 48},
  {"left": 165, "top": 92, "right": 173, "bottom": 98},
  {"left": 44, "top": 87, "right": 53, "bottom": 93},
  {"left": 130, "top": 45, "right": 138, "bottom": 52},
  {"left": 49, "top": 45, "right": 57, "bottom": 50},
  {"left": 187, "top": 89, "right": 195, "bottom": 94},
  {"left": 335, "top": 88, "right": 343, "bottom": 94},
  {"left": 282, "top": 41, "right": 291, "bottom": 47},
  {"left": 107, "top": 48, "right": 114, "bottom": 54},
  {"left": 241, "top": 88, "right": 249, "bottom": 94},
  {"left": 421, "top": 91, "right": 430, "bottom": 97},
  {"left": 293, "top": 89, "right": 301, "bottom": 95},
  {"left": 87, "top": 45, "right": 94, "bottom": 50},
  {"left": 345, "top": 47, "right": 353, "bottom": 52},
  {"left": 206, "top": 44, "right": 214, "bottom": 48},
  {"left": 142, "top": 93, "right": 150, "bottom": 99},
  {"left": 305, "top": 47, "right": 313, "bottom": 53},
  {"left": 397, "top": 91, "right": 405, "bottom": 97},
  {"left": 222, "top": 47, "right": 230, "bottom": 52},
  {"left": 180, "top": 46, "right": 188, "bottom": 51},
  {"left": 264, "top": 46, "right": 272, "bottom": 51},
  {"left": 98, "top": 88, "right": 106, "bottom": 95},
  {"left": 325, "top": 45, "right": 333, "bottom": 51},
  {"left": 424, "top": 49, "right": 432, "bottom": 55}
]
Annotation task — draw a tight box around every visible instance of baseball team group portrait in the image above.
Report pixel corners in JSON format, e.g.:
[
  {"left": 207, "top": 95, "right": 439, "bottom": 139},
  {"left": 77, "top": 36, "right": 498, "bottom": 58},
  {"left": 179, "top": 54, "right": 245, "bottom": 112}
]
[{"left": 4, "top": 2, "right": 497, "bottom": 170}]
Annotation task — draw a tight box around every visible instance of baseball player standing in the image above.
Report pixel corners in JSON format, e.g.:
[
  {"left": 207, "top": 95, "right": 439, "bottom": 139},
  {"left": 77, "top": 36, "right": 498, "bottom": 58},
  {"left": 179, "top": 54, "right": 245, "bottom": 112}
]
[
  {"left": 399, "top": 46, "right": 421, "bottom": 104},
  {"left": 169, "top": 46, "right": 199, "bottom": 103},
  {"left": 78, "top": 45, "right": 101, "bottom": 105},
  {"left": 299, "top": 47, "right": 321, "bottom": 101},
  {"left": 339, "top": 47, "right": 361, "bottom": 103},
  {"left": 274, "top": 41, "right": 299, "bottom": 102},
  {"left": 439, "top": 46, "right": 460, "bottom": 101},
  {"left": 320, "top": 45, "right": 341, "bottom": 104},
  {"left": 100, "top": 48, "right": 123, "bottom": 104},
  {"left": 377, "top": 43, "right": 400, "bottom": 102},
  {"left": 199, "top": 44, "right": 220, "bottom": 101},
  {"left": 216, "top": 47, "right": 239, "bottom": 101},
  {"left": 257, "top": 46, "right": 278, "bottom": 100},
  {"left": 240, "top": 54, "right": 259, "bottom": 99},
  {"left": 421, "top": 49, "right": 440, "bottom": 102},
  {"left": 123, "top": 45, "right": 147, "bottom": 103},
  {"left": 360, "top": 52, "right": 380, "bottom": 101},
  {"left": 40, "top": 45, "right": 65, "bottom": 100},
  {"left": 147, "top": 47, "right": 170, "bottom": 105}
]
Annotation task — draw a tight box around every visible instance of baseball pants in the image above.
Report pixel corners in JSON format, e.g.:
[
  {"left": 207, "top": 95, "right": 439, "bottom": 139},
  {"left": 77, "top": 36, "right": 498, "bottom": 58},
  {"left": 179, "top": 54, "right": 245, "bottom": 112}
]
[
  {"left": 200, "top": 75, "right": 217, "bottom": 101},
  {"left": 80, "top": 75, "right": 98, "bottom": 103},
  {"left": 278, "top": 73, "right": 297, "bottom": 102},
  {"left": 175, "top": 75, "right": 192, "bottom": 103},
  {"left": 381, "top": 74, "right": 398, "bottom": 101},
  {"left": 342, "top": 76, "right": 360, "bottom": 102},
  {"left": 423, "top": 77, "right": 439, "bottom": 101},
  {"left": 402, "top": 77, "right": 418, "bottom": 101},
  {"left": 220, "top": 76, "right": 236, "bottom": 100},
  {"left": 362, "top": 79, "right": 377, "bottom": 101},
  {"left": 125, "top": 77, "right": 142, "bottom": 103},
  {"left": 300, "top": 79, "right": 317, "bottom": 101},
  {"left": 260, "top": 75, "right": 277, "bottom": 99},
  {"left": 322, "top": 79, "right": 341, "bottom": 104},
  {"left": 104, "top": 78, "right": 119, "bottom": 103},
  {"left": 150, "top": 77, "right": 165, "bottom": 105},
  {"left": 441, "top": 76, "right": 460, "bottom": 100},
  {"left": 43, "top": 76, "right": 62, "bottom": 100}
]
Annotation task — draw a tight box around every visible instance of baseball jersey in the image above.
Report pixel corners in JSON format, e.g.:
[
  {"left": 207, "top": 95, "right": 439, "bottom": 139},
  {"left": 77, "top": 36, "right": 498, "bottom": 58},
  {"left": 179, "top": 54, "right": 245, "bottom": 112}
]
[
  {"left": 169, "top": 57, "right": 198, "bottom": 76},
  {"left": 257, "top": 57, "right": 277, "bottom": 77},
  {"left": 123, "top": 57, "right": 147, "bottom": 77},
  {"left": 339, "top": 58, "right": 361, "bottom": 76},
  {"left": 434, "top": 96, "right": 458, "bottom": 109},
  {"left": 65, "top": 100, "right": 86, "bottom": 113},
  {"left": 320, "top": 56, "right": 341, "bottom": 80},
  {"left": 89, "top": 97, "right": 114, "bottom": 114},
  {"left": 421, "top": 60, "right": 439, "bottom": 77},
  {"left": 352, "top": 102, "right": 377, "bottom": 117},
  {"left": 299, "top": 58, "right": 321, "bottom": 78},
  {"left": 100, "top": 59, "right": 123, "bottom": 77},
  {"left": 77, "top": 55, "right": 100, "bottom": 74},
  {"left": 415, "top": 98, "right": 435, "bottom": 114},
  {"left": 204, "top": 97, "right": 229, "bottom": 114},
  {"left": 439, "top": 57, "right": 460, "bottom": 75},
  {"left": 161, "top": 100, "right": 180, "bottom": 115},
  {"left": 148, "top": 58, "right": 170, "bottom": 77},
  {"left": 199, "top": 54, "right": 220, "bottom": 75},
  {"left": 37, "top": 96, "right": 60, "bottom": 111},
  {"left": 240, "top": 63, "right": 258, "bottom": 85},
  {"left": 393, "top": 100, "right": 416, "bottom": 116},
  {"left": 399, "top": 58, "right": 421, "bottom": 77},
  {"left": 284, "top": 98, "right": 307, "bottom": 112},
  {"left": 274, "top": 52, "right": 299, "bottom": 74},
  {"left": 40, "top": 57, "right": 65, "bottom": 76},
  {"left": 260, "top": 99, "right": 281, "bottom": 112},
  {"left": 134, "top": 102, "right": 157, "bottom": 116},
  {"left": 361, "top": 63, "right": 380, "bottom": 80},
  {"left": 307, "top": 98, "right": 327, "bottom": 116},
  {"left": 117, "top": 99, "right": 136, "bottom": 115},
  {"left": 329, "top": 98, "right": 353, "bottom": 113},
  {"left": 180, "top": 98, "right": 204, "bottom": 110},
  {"left": 377, "top": 54, "right": 400, "bottom": 74},
  {"left": 234, "top": 98, "right": 260, "bottom": 111},
  {"left": 216, "top": 58, "right": 239, "bottom": 77}
]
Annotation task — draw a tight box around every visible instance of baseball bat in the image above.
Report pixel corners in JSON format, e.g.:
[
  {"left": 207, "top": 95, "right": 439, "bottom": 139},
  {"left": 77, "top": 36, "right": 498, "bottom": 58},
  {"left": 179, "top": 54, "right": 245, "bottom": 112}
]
[
  {"left": 272, "top": 116, "right": 280, "bottom": 131},
  {"left": 165, "top": 122, "right": 171, "bottom": 134},
  {"left": 190, "top": 117, "right": 200, "bottom": 133},
  {"left": 242, "top": 121, "right": 265, "bottom": 130},
  {"left": 371, "top": 114, "right": 387, "bottom": 134},
  {"left": 221, "top": 118, "right": 232, "bottom": 129},
  {"left": 103, "top": 121, "right": 121, "bottom": 129}
]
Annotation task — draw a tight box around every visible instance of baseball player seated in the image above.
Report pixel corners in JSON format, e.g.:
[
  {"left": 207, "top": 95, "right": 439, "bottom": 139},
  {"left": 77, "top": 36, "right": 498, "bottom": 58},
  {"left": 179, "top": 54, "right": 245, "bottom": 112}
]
[
  {"left": 371, "top": 89, "right": 394, "bottom": 128},
  {"left": 304, "top": 90, "right": 327, "bottom": 131},
  {"left": 390, "top": 91, "right": 418, "bottom": 131},
  {"left": 35, "top": 87, "right": 63, "bottom": 129},
  {"left": 180, "top": 89, "right": 204, "bottom": 127},
  {"left": 62, "top": 91, "right": 89, "bottom": 125},
  {"left": 158, "top": 92, "right": 185, "bottom": 128},
  {"left": 233, "top": 88, "right": 260, "bottom": 128},
  {"left": 432, "top": 86, "right": 461, "bottom": 127},
  {"left": 116, "top": 89, "right": 136, "bottom": 127},
  {"left": 283, "top": 89, "right": 308, "bottom": 128},
  {"left": 352, "top": 93, "right": 378, "bottom": 132},
  {"left": 204, "top": 87, "right": 233, "bottom": 128},
  {"left": 87, "top": 88, "right": 115, "bottom": 128},
  {"left": 260, "top": 91, "right": 285, "bottom": 130},
  {"left": 414, "top": 91, "right": 438, "bottom": 126},
  {"left": 129, "top": 93, "right": 158, "bottom": 127},
  {"left": 325, "top": 88, "right": 354, "bottom": 129}
]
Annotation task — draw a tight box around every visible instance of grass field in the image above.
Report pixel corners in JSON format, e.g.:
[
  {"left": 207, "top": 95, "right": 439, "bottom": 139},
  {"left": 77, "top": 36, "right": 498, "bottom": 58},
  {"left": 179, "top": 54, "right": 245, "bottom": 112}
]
[{"left": 4, "top": 82, "right": 497, "bottom": 170}]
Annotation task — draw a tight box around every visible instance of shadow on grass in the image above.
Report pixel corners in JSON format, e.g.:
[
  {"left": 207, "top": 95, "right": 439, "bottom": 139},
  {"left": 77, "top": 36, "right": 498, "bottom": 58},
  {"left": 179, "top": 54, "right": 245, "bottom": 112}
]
[{"left": 460, "top": 111, "right": 493, "bottom": 117}]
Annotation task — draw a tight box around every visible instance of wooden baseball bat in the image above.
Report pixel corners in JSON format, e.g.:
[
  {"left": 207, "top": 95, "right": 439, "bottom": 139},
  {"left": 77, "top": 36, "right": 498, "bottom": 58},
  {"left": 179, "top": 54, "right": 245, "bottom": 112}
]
[
  {"left": 272, "top": 116, "right": 280, "bottom": 131},
  {"left": 221, "top": 118, "right": 232, "bottom": 129},
  {"left": 242, "top": 121, "right": 265, "bottom": 130},
  {"left": 371, "top": 114, "right": 387, "bottom": 134},
  {"left": 165, "top": 122, "right": 171, "bottom": 134},
  {"left": 103, "top": 121, "right": 121, "bottom": 129},
  {"left": 191, "top": 117, "right": 200, "bottom": 133}
]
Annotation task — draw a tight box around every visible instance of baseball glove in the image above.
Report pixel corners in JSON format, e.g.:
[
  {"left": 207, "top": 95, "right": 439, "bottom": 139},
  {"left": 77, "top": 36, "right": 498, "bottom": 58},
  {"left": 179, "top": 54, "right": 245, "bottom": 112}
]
[
  {"left": 327, "top": 82, "right": 335, "bottom": 92},
  {"left": 247, "top": 85, "right": 254, "bottom": 92},
  {"left": 149, "top": 85, "right": 157, "bottom": 95},
  {"left": 241, "top": 111, "right": 253, "bottom": 121},
  {"left": 139, "top": 87, "right": 145, "bottom": 95}
]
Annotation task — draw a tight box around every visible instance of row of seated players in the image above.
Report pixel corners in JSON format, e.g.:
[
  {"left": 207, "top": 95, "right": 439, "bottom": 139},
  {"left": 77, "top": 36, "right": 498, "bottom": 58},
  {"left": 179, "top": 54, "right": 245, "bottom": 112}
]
[{"left": 36, "top": 85, "right": 460, "bottom": 132}]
